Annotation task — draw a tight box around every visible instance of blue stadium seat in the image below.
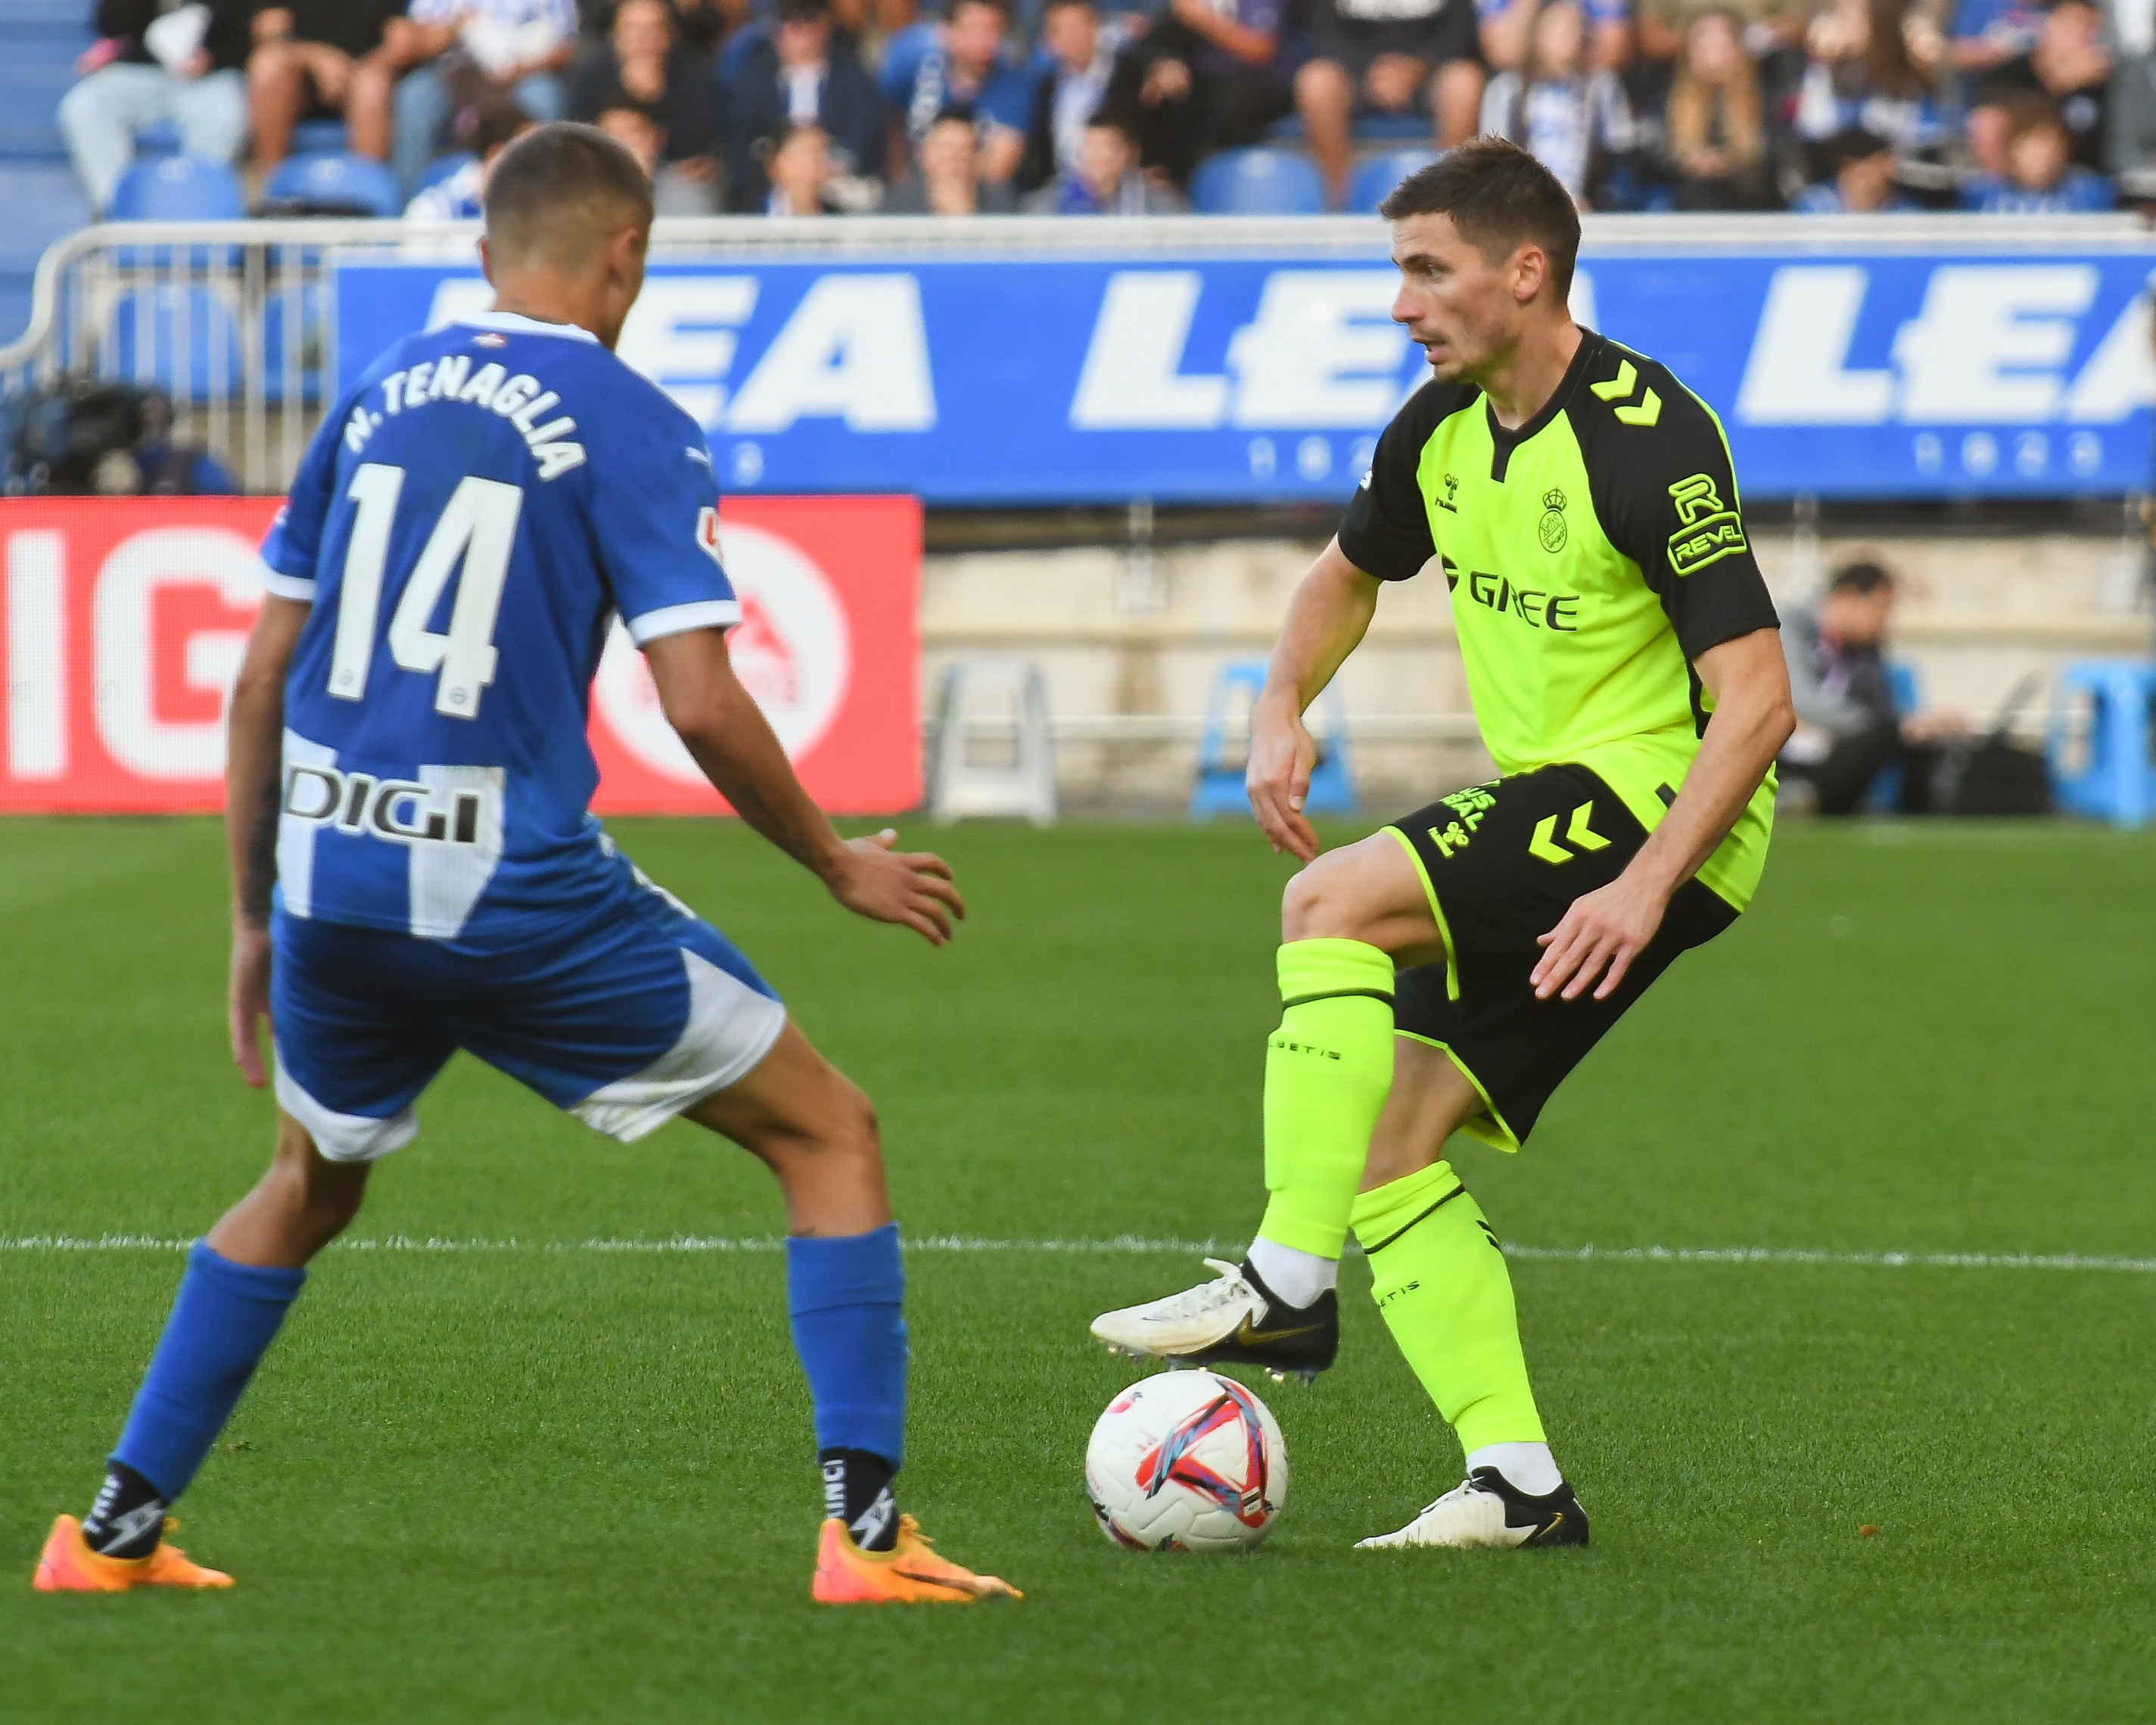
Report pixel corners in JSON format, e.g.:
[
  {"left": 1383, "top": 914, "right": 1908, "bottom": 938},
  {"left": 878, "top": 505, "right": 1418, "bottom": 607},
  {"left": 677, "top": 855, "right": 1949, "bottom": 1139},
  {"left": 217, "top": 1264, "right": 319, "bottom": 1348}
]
[
  {"left": 104, "top": 284, "right": 244, "bottom": 401},
  {"left": 134, "top": 119, "right": 183, "bottom": 158},
  {"left": 1348, "top": 148, "right": 1440, "bottom": 213},
  {"left": 1190, "top": 148, "right": 1328, "bottom": 216},
  {"left": 261, "top": 284, "right": 325, "bottom": 406},
  {"left": 415, "top": 151, "right": 477, "bottom": 193},
  {"left": 263, "top": 151, "right": 402, "bottom": 215},
  {"left": 107, "top": 154, "right": 246, "bottom": 221},
  {"left": 292, "top": 117, "right": 350, "bottom": 155}
]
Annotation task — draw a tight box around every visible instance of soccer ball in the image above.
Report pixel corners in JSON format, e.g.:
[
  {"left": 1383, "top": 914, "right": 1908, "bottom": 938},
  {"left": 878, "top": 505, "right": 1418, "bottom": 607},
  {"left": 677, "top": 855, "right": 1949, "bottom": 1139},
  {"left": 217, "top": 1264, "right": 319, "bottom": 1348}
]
[{"left": 1084, "top": 1369, "right": 1288, "bottom": 1552}]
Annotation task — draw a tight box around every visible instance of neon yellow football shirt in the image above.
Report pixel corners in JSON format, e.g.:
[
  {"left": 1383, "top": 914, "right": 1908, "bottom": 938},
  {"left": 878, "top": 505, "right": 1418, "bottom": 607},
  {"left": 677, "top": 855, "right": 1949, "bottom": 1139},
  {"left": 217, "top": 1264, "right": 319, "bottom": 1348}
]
[{"left": 1337, "top": 330, "right": 1781, "bottom": 910}]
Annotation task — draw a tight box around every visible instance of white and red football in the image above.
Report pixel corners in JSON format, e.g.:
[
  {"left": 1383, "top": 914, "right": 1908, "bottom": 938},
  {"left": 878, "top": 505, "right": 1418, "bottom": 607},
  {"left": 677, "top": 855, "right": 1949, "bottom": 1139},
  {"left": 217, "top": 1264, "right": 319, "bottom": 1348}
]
[{"left": 1084, "top": 1370, "right": 1288, "bottom": 1552}]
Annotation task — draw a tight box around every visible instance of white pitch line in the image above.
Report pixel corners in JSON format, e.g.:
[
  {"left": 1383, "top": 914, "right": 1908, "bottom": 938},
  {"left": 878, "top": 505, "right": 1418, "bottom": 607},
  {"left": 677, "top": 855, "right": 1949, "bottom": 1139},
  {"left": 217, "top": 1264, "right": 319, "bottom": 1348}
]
[{"left": 5, "top": 1235, "right": 2156, "bottom": 1273}]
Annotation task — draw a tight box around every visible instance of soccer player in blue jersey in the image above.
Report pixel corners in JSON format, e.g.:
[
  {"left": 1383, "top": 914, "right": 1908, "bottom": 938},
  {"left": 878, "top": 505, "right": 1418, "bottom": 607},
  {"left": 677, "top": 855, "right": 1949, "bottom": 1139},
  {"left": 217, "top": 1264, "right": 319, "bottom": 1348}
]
[{"left": 34, "top": 123, "right": 1017, "bottom": 1606}]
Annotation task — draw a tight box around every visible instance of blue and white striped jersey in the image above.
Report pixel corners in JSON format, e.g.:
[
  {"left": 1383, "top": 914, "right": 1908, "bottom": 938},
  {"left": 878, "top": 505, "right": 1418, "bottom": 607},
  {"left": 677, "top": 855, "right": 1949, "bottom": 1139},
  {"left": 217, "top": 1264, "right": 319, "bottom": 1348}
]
[{"left": 261, "top": 310, "right": 738, "bottom": 948}]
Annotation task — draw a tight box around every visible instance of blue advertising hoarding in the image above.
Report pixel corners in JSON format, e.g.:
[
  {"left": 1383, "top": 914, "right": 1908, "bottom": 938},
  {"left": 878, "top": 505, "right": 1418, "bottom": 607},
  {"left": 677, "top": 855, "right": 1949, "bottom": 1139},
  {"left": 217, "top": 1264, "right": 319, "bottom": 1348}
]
[{"left": 335, "top": 237, "right": 2155, "bottom": 503}]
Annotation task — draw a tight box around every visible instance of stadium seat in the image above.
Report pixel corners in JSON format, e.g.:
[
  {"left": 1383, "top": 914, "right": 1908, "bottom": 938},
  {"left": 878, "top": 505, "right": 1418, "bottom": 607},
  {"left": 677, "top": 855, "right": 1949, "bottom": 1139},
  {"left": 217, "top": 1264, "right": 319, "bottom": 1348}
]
[
  {"left": 260, "top": 284, "right": 325, "bottom": 406},
  {"left": 263, "top": 151, "right": 403, "bottom": 216},
  {"left": 103, "top": 283, "right": 244, "bottom": 402},
  {"left": 107, "top": 154, "right": 246, "bottom": 222},
  {"left": 292, "top": 117, "right": 350, "bottom": 155},
  {"left": 133, "top": 120, "right": 183, "bottom": 158},
  {"left": 2047, "top": 660, "right": 2156, "bottom": 827},
  {"left": 1348, "top": 148, "right": 1440, "bottom": 213},
  {"left": 1192, "top": 659, "right": 1355, "bottom": 817},
  {"left": 1190, "top": 148, "right": 1329, "bottom": 216}
]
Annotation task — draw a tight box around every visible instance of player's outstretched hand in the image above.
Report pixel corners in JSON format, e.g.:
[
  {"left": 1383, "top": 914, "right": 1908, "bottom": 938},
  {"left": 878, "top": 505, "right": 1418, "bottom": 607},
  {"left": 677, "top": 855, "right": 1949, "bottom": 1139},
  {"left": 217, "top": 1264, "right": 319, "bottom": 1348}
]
[
  {"left": 1247, "top": 698, "right": 1321, "bottom": 863},
  {"left": 229, "top": 919, "right": 273, "bottom": 1088},
  {"left": 827, "top": 830, "right": 966, "bottom": 945},
  {"left": 1532, "top": 870, "right": 1669, "bottom": 1003}
]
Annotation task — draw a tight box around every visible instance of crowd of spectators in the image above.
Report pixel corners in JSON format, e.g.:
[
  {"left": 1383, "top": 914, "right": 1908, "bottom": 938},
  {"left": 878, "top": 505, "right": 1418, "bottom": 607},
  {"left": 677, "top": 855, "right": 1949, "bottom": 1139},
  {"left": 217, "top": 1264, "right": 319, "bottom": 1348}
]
[{"left": 51, "top": 0, "right": 2156, "bottom": 216}]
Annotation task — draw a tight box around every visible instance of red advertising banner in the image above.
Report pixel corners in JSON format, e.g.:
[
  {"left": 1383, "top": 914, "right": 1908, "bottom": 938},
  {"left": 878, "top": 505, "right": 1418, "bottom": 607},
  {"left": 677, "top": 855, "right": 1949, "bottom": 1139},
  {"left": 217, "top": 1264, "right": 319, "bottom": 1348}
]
[{"left": 0, "top": 494, "right": 921, "bottom": 816}]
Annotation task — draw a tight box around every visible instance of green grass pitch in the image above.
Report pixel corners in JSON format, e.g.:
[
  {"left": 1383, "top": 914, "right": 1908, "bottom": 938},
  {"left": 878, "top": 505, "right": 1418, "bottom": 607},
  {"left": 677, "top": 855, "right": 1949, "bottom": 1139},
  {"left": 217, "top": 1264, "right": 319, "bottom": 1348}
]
[{"left": 5, "top": 814, "right": 2156, "bottom": 1722}]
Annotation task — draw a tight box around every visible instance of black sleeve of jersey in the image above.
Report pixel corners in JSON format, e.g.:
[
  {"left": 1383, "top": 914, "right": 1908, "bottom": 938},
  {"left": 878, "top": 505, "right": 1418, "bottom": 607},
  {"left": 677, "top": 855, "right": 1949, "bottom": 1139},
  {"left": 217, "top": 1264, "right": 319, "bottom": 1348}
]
[
  {"left": 1336, "top": 381, "right": 1454, "bottom": 582},
  {"left": 1576, "top": 362, "right": 1781, "bottom": 661}
]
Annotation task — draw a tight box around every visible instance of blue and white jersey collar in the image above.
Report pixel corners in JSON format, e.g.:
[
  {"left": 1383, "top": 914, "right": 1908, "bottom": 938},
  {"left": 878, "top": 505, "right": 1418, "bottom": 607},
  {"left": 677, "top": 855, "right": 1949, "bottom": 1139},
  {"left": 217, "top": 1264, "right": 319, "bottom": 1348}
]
[{"left": 453, "top": 310, "right": 601, "bottom": 344}]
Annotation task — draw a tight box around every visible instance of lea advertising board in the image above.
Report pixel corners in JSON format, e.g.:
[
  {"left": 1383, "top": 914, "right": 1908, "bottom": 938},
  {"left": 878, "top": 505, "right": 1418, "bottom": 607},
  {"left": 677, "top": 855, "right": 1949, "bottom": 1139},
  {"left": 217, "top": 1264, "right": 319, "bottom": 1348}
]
[
  {"left": 0, "top": 494, "right": 919, "bottom": 815},
  {"left": 337, "top": 245, "right": 2156, "bottom": 503}
]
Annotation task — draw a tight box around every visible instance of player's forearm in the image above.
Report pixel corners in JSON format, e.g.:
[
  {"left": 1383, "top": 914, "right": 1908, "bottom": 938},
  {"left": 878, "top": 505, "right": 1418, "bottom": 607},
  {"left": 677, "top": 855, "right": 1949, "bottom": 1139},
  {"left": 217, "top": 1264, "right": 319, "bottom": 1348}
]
[
  {"left": 1626, "top": 630, "right": 1794, "bottom": 896},
  {"left": 664, "top": 667, "right": 850, "bottom": 884},
  {"left": 1258, "top": 539, "right": 1380, "bottom": 720},
  {"left": 225, "top": 597, "right": 309, "bottom": 928}
]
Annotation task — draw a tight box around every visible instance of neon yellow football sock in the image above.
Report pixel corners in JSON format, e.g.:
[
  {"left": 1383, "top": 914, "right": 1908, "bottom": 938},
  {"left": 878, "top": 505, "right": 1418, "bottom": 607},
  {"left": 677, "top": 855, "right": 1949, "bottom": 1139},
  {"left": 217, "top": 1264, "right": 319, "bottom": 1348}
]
[
  {"left": 1351, "top": 1160, "right": 1545, "bottom": 1453},
  {"left": 1254, "top": 939, "right": 1396, "bottom": 1260}
]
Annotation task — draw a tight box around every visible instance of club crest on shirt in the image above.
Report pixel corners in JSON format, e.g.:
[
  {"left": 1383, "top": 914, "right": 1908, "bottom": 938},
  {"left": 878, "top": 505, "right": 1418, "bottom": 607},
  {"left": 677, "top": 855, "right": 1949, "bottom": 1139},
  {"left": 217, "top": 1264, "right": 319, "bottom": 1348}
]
[{"left": 1538, "top": 488, "right": 1568, "bottom": 553}]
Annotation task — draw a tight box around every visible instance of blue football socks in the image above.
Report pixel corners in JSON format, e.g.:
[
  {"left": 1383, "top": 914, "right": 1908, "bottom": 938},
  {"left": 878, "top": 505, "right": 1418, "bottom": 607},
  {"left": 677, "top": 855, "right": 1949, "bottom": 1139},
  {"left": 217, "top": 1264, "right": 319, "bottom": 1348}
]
[
  {"left": 786, "top": 1224, "right": 907, "bottom": 1549},
  {"left": 94, "top": 1241, "right": 307, "bottom": 1546}
]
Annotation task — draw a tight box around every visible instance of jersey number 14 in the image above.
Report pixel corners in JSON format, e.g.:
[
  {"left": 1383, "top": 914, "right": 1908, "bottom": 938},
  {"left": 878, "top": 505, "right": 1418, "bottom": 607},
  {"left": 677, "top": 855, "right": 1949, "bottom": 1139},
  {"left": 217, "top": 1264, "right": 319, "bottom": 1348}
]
[{"left": 328, "top": 462, "right": 521, "bottom": 720}]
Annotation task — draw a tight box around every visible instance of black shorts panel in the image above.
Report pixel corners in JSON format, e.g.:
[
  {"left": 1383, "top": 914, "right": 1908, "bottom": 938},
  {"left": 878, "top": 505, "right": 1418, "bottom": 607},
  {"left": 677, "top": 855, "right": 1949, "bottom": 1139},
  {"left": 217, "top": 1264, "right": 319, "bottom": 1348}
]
[
  {"left": 1388, "top": 764, "right": 1736, "bottom": 1149},
  {"left": 1308, "top": 0, "right": 1485, "bottom": 89}
]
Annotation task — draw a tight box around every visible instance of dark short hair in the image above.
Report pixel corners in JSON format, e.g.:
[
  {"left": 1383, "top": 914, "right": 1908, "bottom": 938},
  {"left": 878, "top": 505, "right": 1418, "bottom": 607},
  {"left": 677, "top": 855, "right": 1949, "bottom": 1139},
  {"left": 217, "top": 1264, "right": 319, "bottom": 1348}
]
[
  {"left": 1085, "top": 105, "right": 1137, "bottom": 143},
  {"left": 776, "top": 0, "right": 830, "bottom": 22},
  {"left": 484, "top": 122, "right": 653, "bottom": 258},
  {"left": 1377, "top": 136, "right": 1582, "bottom": 302},
  {"left": 2000, "top": 91, "right": 2067, "bottom": 145},
  {"left": 1828, "top": 559, "right": 1895, "bottom": 597},
  {"left": 1824, "top": 124, "right": 1892, "bottom": 171},
  {"left": 948, "top": 0, "right": 1007, "bottom": 18}
]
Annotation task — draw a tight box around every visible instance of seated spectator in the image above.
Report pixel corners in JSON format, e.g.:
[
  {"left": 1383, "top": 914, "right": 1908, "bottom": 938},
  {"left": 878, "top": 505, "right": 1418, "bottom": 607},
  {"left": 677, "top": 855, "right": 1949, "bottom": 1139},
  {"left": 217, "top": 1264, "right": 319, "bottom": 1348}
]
[
  {"left": 1792, "top": 0, "right": 1946, "bottom": 158},
  {"left": 596, "top": 101, "right": 724, "bottom": 208},
  {"left": 1778, "top": 560, "right": 1965, "bottom": 816},
  {"left": 1790, "top": 120, "right": 1918, "bottom": 206},
  {"left": 1295, "top": 0, "right": 1485, "bottom": 207},
  {"left": 1661, "top": 7, "right": 1775, "bottom": 206},
  {"left": 885, "top": 103, "right": 1021, "bottom": 207},
  {"left": 758, "top": 117, "right": 837, "bottom": 212},
  {"left": 405, "top": 92, "right": 535, "bottom": 219},
  {"left": 1108, "top": 0, "right": 1295, "bottom": 188},
  {"left": 578, "top": 0, "right": 731, "bottom": 49},
  {"left": 1021, "top": 107, "right": 1190, "bottom": 209},
  {"left": 726, "top": 0, "right": 883, "bottom": 210},
  {"left": 247, "top": 1, "right": 407, "bottom": 170},
  {"left": 1021, "top": 0, "right": 1139, "bottom": 188},
  {"left": 1479, "top": 0, "right": 1638, "bottom": 207},
  {"left": 571, "top": 0, "right": 722, "bottom": 209},
  {"left": 1958, "top": 90, "right": 2115, "bottom": 206},
  {"left": 887, "top": 0, "right": 1034, "bottom": 183},
  {"left": 1965, "top": 0, "right": 2109, "bottom": 172},
  {"left": 390, "top": 0, "right": 580, "bottom": 197},
  {"left": 58, "top": 0, "right": 254, "bottom": 216},
  {"left": 1482, "top": 0, "right": 1631, "bottom": 74}
]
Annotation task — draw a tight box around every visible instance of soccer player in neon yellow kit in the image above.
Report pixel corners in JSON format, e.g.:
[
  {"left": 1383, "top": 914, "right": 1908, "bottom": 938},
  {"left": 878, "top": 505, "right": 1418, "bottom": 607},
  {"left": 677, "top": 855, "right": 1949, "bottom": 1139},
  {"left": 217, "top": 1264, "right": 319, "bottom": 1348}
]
[{"left": 1093, "top": 139, "right": 1797, "bottom": 1549}]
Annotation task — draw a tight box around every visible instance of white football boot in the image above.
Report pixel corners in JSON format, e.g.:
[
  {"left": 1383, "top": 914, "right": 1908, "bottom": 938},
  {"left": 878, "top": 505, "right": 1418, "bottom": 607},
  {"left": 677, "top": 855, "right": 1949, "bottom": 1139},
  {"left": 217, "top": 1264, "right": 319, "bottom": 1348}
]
[
  {"left": 1356, "top": 1468, "right": 1590, "bottom": 1550},
  {"left": 1089, "top": 1258, "right": 1338, "bottom": 1384}
]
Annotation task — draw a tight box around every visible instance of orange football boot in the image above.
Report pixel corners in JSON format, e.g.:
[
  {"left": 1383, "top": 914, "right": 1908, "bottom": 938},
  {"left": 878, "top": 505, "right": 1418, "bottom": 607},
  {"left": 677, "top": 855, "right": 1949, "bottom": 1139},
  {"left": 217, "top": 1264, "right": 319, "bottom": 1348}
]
[
  {"left": 33, "top": 1515, "right": 233, "bottom": 1593},
  {"left": 811, "top": 1515, "right": 1021, "bottom": 1605}
]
